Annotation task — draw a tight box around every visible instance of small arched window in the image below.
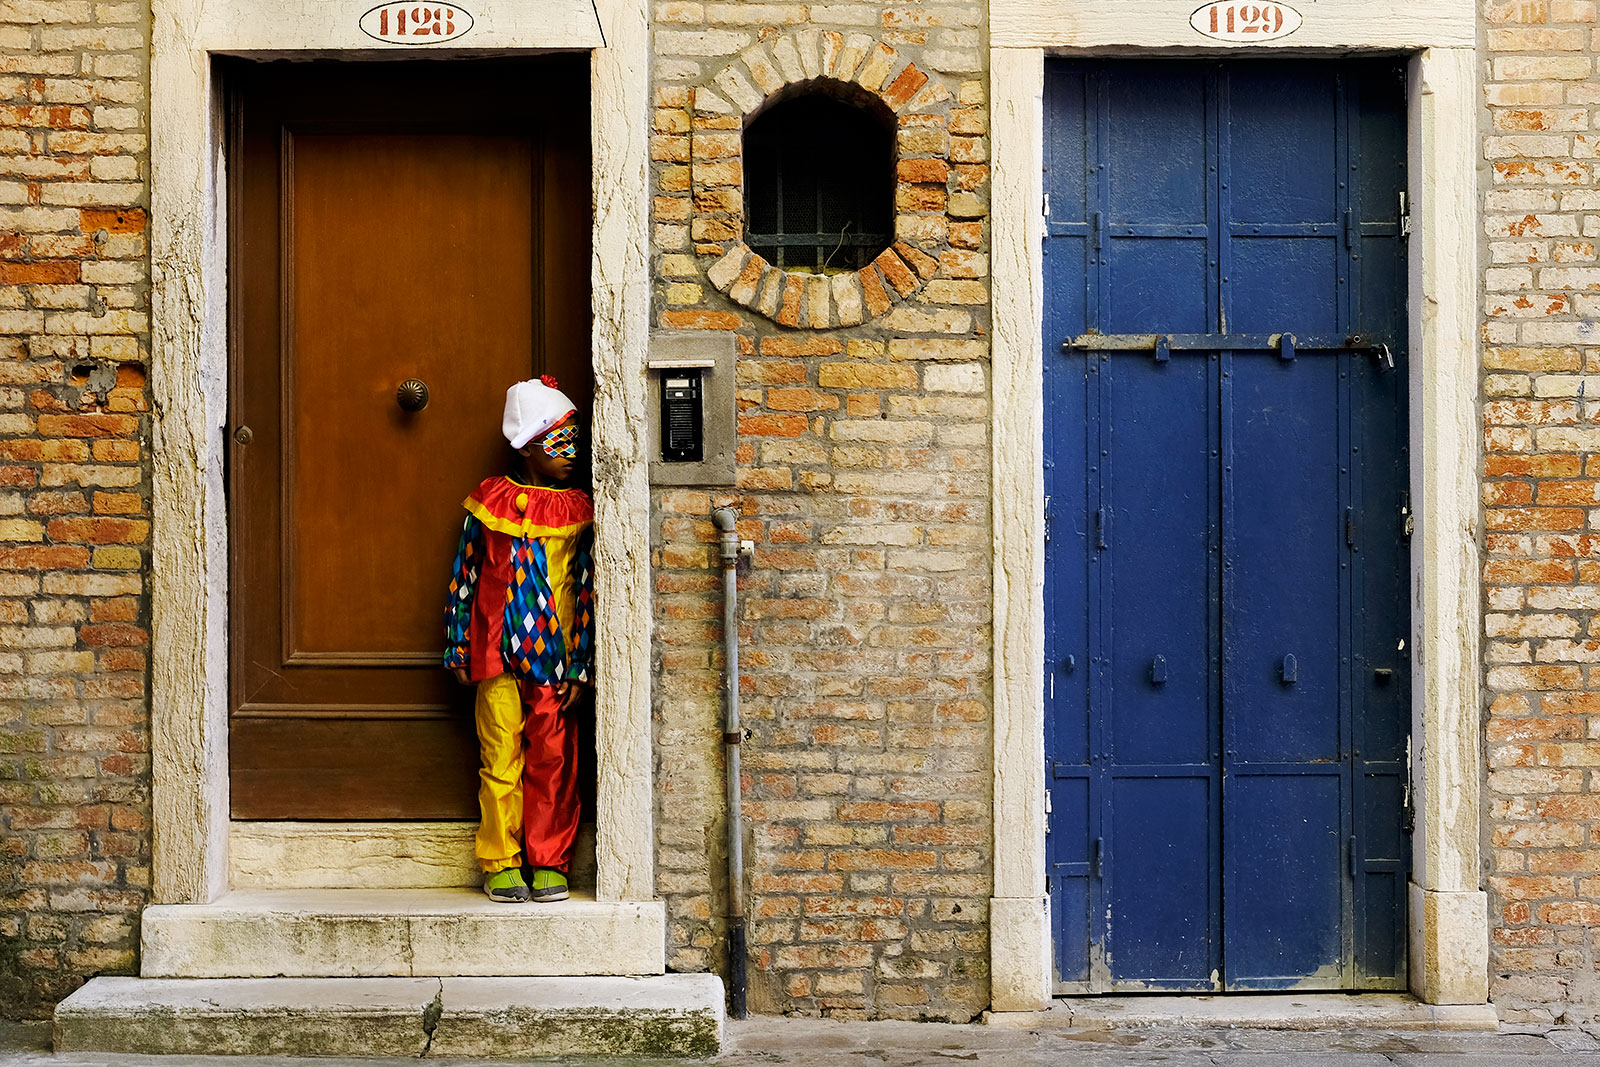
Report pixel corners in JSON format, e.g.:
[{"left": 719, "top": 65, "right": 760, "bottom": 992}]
[{"left": 744, "top": 93, "right": 894, "bottom": 274}]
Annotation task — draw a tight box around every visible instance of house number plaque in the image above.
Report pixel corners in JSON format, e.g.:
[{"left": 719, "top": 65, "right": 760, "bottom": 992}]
[
  {"left": 1189, "top": 1, "right": 1302, "bottom": 41},
  {"left": 359, "top": 4, "right": 475, "bottom": 43}
]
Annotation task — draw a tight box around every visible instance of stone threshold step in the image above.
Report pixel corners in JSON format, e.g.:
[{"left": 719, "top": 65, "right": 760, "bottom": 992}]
[
  {"left": 142, "top": 888, "right": 666, "bottom": 978},
  {"left": 985, "top": 993, "right": 1499, "bottom": 1031},
  {"left": 55, "top": 975, "right": 724, "bottom": 1058}
]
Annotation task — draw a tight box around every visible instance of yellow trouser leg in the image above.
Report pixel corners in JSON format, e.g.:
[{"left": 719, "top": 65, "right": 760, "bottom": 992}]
[{"left": 474, "top": 674, "right": 524, "bottom": 874}]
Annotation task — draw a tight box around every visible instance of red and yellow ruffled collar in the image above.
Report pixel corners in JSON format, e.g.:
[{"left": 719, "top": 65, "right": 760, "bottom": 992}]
[{"left": 464, "top": 476, "right": 593, "bottom": 539}]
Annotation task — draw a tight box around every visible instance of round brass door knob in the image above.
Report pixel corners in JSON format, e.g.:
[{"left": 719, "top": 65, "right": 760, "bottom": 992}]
[{"left": 397, "top": 379, "right": 429, "bottom": 412}]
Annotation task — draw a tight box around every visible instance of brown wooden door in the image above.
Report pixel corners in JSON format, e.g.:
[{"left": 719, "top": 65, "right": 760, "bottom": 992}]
[{"left": 228, "top": 60, "right": 592, "bottom": 819}]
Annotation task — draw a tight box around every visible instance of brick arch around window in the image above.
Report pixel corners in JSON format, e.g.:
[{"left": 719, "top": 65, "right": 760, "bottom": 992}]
[{"left": 694, "top": 33, "right": 957, "bottom": 329}]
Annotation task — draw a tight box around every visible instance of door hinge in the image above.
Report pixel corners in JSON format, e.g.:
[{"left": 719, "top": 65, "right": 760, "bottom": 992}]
[
  {"left": 1094, "top": 836, "right": 1105, "bottom": 878},
  {"left": 1043, "top": 192, "right": 1051, "bottom": 219},
  {"left": 1096, "top": 507, "right": 1108, "bottom": 550},
  {"left": 1398, "top": 191, "right": 1411, "bottom": 238},
  {"left": 1348, "top": 835, "right": 1358, "bottom": 879},
  {"left": 1400, "top": 490, "right": 1414, "bottom": 543},
  {"left": 1043, "top": 494, "right": 1051, "bottom": 543},
  {"left": 1345, "top": 507, "right": 1356, "bottom": 549}
]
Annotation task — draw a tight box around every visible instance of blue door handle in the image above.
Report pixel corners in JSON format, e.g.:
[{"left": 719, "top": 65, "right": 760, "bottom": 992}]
[{"left": 1281, "top": 654, "right": 1297, "bottom": 685}]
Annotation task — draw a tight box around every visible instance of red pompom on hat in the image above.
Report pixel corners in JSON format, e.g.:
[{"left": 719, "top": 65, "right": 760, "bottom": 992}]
[{"left": 503, "top": 376, "right": 577, "bottom": 449}]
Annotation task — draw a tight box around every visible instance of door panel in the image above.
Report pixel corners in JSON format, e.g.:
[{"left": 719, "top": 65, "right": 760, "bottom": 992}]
[
  {"left": 1108, "top": 775, "right": 1215, "bottom": 986},
  {"left": 1224, "top": 354, "right": 1342, "bottom": 767},
  {"left": 287, "top": 133, "right": 535, "bottom": 662},
  {"left": 1043, "top": 59, "right": 1410, "bottom": 993},
  {"left": 1104, "top": 356, "right": 1214, "bottom": 767},
  {"left": 1224, "top": 773, "right": 1344, "bottom": 984},
  {"left": 1103, "top": 66, "right": 1213, "bottom": 335},
  {"left": 1043, "top": 65, "right": 1094, "bottom": 983},
  {"left": 229, "top": 60, "right": 592, "bottom": 819},
  {"left": 1101, "top": 353, "right": 1221, "bottom": 989}
]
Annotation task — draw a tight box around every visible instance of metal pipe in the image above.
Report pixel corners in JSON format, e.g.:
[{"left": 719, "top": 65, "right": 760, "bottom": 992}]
[{"left": 711, "top": 505, "right": 747, "bottom": 1019}]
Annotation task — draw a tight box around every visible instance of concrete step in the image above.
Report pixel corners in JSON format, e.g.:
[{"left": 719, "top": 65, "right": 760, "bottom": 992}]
[
  {"left": 54, "top": 975, "right": 724, "bottom": 1057},
  {"left": 141, "top": 888, "right": 666, "bottom": 978},
  {"left": 984, "top": 993, "right": 1500, "bottom": 1032}
]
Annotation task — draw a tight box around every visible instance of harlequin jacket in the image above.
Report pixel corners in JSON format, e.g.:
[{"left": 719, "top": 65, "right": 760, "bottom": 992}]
[{"left": 444, "top": 476, "right": 595, "bottom": 686}]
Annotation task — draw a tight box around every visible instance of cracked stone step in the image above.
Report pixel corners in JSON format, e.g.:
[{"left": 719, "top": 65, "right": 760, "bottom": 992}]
[
  {"left": 54, "top": 975, "right": 724, "bottom": 1058},
  {"left": 140, "top": 888, "right": 666, "bottom": 978}
]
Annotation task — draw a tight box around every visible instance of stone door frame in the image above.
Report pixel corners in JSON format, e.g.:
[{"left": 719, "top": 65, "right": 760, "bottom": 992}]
[
  {"left": 146, "top": 0, "right": 655, "bottom": 906},
  {"left": 987, "top": 2, "right": 1488, "bottom": 1009}
]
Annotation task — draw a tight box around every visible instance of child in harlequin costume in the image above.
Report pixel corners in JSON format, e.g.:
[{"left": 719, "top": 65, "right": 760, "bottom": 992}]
[{"left": 444, "top": 375, "right": 594, "bottom": 903}]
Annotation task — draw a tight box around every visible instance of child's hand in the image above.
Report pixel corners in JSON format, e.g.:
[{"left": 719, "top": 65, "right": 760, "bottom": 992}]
[
  {"left": 556, "top": 679, "right": 590, "bottom": 711},
  {"left": 451, "top": 667, "right": 471, "bottom": 686}
]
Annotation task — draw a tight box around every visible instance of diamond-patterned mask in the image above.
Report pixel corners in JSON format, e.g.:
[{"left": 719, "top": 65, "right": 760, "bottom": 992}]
[{"left": 539, "top": 423, "right": 580, "bottom": 460}]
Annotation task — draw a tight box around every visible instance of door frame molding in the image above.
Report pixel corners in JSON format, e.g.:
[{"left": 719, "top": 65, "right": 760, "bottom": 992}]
[
  {"left": 147, "top": 0, "right": 655, "bottom": 905},
  {"left": 989, "top": 14, "right": 1485, "bottom": 1009}
]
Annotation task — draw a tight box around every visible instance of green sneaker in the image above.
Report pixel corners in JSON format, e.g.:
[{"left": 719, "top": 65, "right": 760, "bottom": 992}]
[
  {"left": 483, "top": 867, "right": 530, "bottom": 903},
  {"left": 529, "top": 868, "right": 569, "bottom": 903}
]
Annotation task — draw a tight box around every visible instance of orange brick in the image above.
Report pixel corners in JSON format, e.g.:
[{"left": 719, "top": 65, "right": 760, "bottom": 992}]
[
  {"left": 659, "top": 309, "right": 742, "bottom": 331},
  {"left": 0, "top": 261, "right": 80, "bottom": 284},
  {"left": 738, "top": 413, "right": 808, "bottom": 438},
  {"left": 35, "top": 414, "right": 137, "bottom": 439},
  {"left": 78, "top": 208, "right": 145, "bottom": 234},
  {"left": 896, "top": 158, "right": 948, "bottom": 183},
  {"left": 1484, "top": 559, "right": 1575, "bottom": 582}
]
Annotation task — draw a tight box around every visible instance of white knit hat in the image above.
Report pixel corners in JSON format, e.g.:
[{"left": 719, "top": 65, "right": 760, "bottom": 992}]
[{"left": 503, "top": 375, "right": 577, "bottom": 450}]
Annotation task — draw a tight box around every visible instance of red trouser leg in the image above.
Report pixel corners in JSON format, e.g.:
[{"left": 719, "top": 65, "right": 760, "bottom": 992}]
[{"left": 520, "top": 682, "right": 580, "bottom": 873}]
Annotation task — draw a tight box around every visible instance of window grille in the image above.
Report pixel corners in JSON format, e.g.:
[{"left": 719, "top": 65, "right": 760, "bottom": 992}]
[{"left": 744, "top": 94, "right": 894, "bottom": 274}]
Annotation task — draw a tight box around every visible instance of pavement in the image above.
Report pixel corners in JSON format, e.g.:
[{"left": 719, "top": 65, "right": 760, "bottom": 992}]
[{"left": 8, "top": 1015, "right": 1600, "bottom": 1066}]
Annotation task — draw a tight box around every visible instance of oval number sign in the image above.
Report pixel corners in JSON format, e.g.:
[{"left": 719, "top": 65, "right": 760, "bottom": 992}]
[
  {"left": 1189, "top": 1, "right": 1302, "bottom": 41},
  {"left": 359, "top": 4, "right": 474, "bottom": 44}
]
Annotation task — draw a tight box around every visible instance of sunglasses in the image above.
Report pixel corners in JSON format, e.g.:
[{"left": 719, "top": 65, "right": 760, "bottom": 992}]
[{"left": 538, "top": 423, "right": 580, "bottom": 460}]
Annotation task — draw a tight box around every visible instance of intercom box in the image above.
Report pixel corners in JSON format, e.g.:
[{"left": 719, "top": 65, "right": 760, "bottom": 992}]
[{"left": 648, "top": 331, "right": 736, "bottom": 487}]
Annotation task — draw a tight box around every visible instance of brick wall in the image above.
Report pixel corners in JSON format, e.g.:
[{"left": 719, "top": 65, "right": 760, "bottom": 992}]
[
  {"left": 1483, "top": 0, "right": 1600, "bottom": 1024},
  {"left": 648, "top": 1, "right": 992, "bottom": 1022},
  {"left": 0, "top": 0, "right": 151, "bottom": 1019}
]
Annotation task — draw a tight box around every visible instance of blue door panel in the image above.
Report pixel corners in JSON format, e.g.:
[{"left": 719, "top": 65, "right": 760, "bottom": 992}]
[
  {"left": 1043, "top": 58, "right": 1409, "bottom": 993},
  {"left": 1226, "top": 69, "right": 1338, "bottom": 225},
  {"left": 1226, "top": 355, "right": 1342, "bottom": 765},
  {"left": 1108, "top": 242, "right": 1212, "bottom": 334},
  {"left": 1103, "top": 67, "right": 1212, "bottom": 335},
  {"left": 1042, "top": 63, "right": 1093, "bottom": 988},
  {"left": 1105, "top": 355, "right": 1213, "bottom": 766},
  {"left": 1106, "top": 69, "right": 1210, "bottom": 224},
  {"left": 1351, "top": 342, "right": 1410, "bottom": 982},
  {"left": 1046, "top": 68, "right": 1090, "bottom": 223},
  {"left": 1108, "top": 775, "right": 1216, "bottom": 986},
  {"left": 1355, "top": 63, "right": 1409, "bottom": 346},
  {"left": 1050, "top": 774, "right": 1093, "bottom": 983},
  {"left": 1229, "top": 240, "right": 1340, "bottom": 333},
  {"left": 1224, "top": 771, "right": 1345, "bottom": 985}
]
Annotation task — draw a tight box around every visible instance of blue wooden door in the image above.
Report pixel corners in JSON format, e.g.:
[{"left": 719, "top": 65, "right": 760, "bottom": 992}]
[{"left": 1043, "top": 60, "right": 1410, "bottom": 992}]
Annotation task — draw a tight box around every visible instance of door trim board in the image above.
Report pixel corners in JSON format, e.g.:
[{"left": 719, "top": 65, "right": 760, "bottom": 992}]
[
  {"left": 989, "top": 46, "right": 1485, "bottom": 1010},
  {"left": 148, "top": 0, "right": 655, "bottom": 906}
]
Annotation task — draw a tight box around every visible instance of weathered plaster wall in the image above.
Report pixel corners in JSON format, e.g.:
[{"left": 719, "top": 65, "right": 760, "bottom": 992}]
[{"left": 0, "top": 0, "right": 152, "bottom": 1018}]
